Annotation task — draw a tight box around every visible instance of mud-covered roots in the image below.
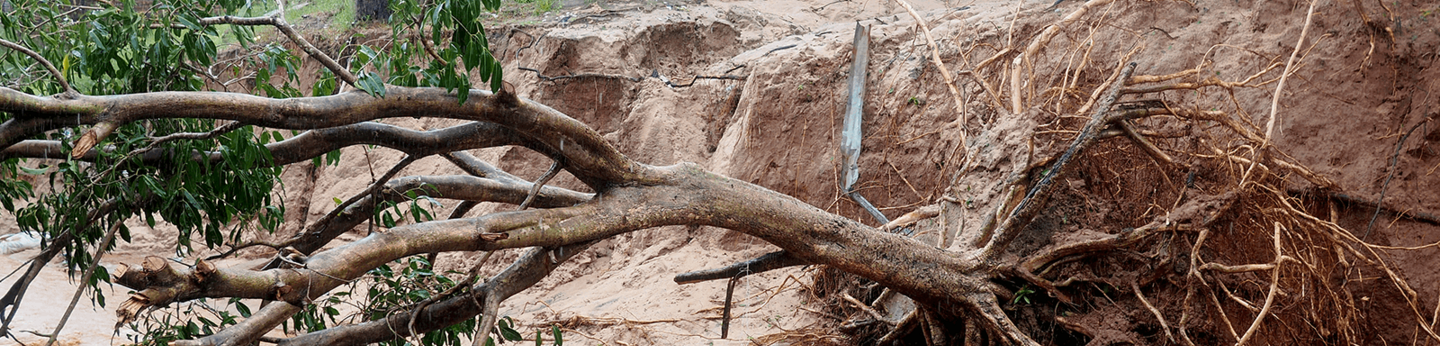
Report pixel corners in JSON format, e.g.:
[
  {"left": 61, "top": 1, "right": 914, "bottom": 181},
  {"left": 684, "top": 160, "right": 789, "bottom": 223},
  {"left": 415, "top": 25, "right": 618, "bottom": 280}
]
[{"left": 795, "top": 1, "right": 1423, "bottom": 343}]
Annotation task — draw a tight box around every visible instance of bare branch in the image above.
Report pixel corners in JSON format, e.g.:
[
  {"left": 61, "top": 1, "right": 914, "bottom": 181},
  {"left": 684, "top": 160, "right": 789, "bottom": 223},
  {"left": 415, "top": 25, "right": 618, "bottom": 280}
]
[
  {"left": 674, "top": 250, "right": 806, "bottom": 284},
  {"left": 0, "top": 38, "right": 73, "bottom": 95},
  {"left": 196, "top": 15, "right": 359, "bottom": 86},
  {"left": 519, "top": 160, "right": 564, "bottom": 210},
  {"left": 45, "top": 220, "right": 122, "bottom": 346}
]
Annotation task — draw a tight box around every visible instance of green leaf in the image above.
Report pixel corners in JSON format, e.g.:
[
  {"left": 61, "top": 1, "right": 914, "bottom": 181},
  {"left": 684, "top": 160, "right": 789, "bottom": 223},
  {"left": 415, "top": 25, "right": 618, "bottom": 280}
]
[
  {"left": 499, "top": 317, "right": 522, "bottom": 341},
  {"left": 177, "top": 14, "right": 201, "bottom": 31},
  {"left": 490, "top": 61, "right": 504, "bottom": 92},
  {"left": 382, "top": 212, "right": 396, "bottom": 228},
  {"left": 237, "top": 301, "right": 252, "bottom": 318},
  {"left": 18, "top": 165, "right": 47, "bottom": 175},
  {"left": 552, "top": 325, "right": 563, "bottom": 345},
  {"left": 357, "top": 72, "right": 388, "bottom": 97}
]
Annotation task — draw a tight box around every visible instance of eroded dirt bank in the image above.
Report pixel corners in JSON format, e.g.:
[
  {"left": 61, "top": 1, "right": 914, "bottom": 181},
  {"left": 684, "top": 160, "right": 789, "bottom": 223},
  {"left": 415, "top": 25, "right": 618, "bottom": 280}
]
[{"left": 5, "top": 0, "right": 1440, "bottom": 345}]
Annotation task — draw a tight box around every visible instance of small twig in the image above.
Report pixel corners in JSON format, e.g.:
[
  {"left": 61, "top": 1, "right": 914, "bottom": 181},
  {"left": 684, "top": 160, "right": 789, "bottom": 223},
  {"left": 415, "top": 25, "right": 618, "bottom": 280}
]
[
  {"left": 1148, "top": 26, "right": 1179, "bottom": 39},
  {"left": 1199, "top": 262, "right": 1278, "bottom": 274},
  {"left": 205, "top": 239, "right": 295, "bottom": 261},
  {"left": 351, "top": 156, "right": 418, "bottom": 222},
  {"left": 811, "top": 0, "right": 850, "bottom": 11},
  {"left": 1322, "top": 191, "right": 1440, "bottom": 226},
  {"left": 762, "top": 44, "right": 798, "bottom": 57},
  {"left": 45, "top": 220, "right": 123, "bottom": 346},
  {"left": 1075, "top": 45, "right": 1141, "bottom": 116},
  {"left": 519, "top": 160, "right": 564, "bottom": 210},
  {"left": 879, "top": 204, "right": 940, "bottom": 233},
  {"left": 410, "top": 251, "right": 492, "bottom": 342},
  {"left": 147, "top": 121, "right": 246, "bottom": 146},
  {"left": 1129, "top": 68, "right": 1202, "bottom": 84},
  {"left": 1263, "top": 0, "right": 1316, "bottom": 141},
  {"left": 270, "top": 154, "right": 419, "bottom": 270},
  {"left": 974, "top": 48, "right": 1012, "bottom": 72},
  {"left": 81, "top": 120, "right": 248, "bottom": 185},
  {"left": 1020, "top": 0, "right": 1120, "bottom": 111},
  {"left": 1177, "top": 285, "right": 1198, "bottom": 346},
  {"left": 0, "top": 38, "right": 73, "bottom": 95},
  {"left": 1205, "top": 283, "right": 1242, "bottom": 342},
  {"left": 510, "top": 29, "right": 545, "bottom": 61}
]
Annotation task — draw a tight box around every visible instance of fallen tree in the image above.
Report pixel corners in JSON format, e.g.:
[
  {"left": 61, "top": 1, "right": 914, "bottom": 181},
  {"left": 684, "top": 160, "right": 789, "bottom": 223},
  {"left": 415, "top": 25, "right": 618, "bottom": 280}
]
[{"left": 2, "top": 0, "right": 1436, "bottom": 345}]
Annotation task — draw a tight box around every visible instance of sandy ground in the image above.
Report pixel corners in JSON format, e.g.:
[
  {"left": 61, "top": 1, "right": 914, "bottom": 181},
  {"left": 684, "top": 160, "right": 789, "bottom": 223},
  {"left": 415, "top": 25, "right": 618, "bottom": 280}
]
[{"left": 4, "top": 0, "right": 1440, "bottom": 345}]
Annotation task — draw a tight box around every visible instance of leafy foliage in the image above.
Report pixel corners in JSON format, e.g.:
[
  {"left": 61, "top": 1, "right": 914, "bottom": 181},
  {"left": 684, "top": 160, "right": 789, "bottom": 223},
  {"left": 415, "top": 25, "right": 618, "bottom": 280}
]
[
  {"left": 126, "top": 298, "right": 252, "bottom": 345},
  {"left": 0, "top": 0, "right": 515, "bottom": 344},
  {"left": 386, "top": 0, "right": 506, "bottom": 103},
  {"left": 3, "top": 0, "right": 282, "bottom": 284},
  {"left": 365, "top": 257, "right": 479, "bottom": 346}
]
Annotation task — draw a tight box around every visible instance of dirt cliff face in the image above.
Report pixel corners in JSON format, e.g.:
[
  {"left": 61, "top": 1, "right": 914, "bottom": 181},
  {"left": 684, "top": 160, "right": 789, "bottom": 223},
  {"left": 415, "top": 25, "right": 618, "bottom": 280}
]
[
  {"left": 5, "top": 0, "right": 1439, "bottom": 345},
  {"left": 451, "top": 0, "right": 1438, "bottom": 343}
]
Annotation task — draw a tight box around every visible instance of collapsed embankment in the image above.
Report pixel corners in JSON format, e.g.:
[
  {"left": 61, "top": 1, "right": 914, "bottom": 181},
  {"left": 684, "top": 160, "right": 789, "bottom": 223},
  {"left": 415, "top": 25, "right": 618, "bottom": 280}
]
[{"left": 4, "top": 0, "right": 1438, "bottom": 345}]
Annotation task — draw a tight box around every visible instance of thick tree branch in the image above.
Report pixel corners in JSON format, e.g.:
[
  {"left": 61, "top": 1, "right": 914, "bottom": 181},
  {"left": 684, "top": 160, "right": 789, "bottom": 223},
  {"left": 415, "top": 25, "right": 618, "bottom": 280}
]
[
  {"left": 289, "top": 174, "right": 592, "bottom": 256},
  {"left": 117, "top": 162, "right": 1017, "bottom": 344},
  {"left": 1, "top": 121, "right": 536, "bottom": 172},
  {"left": 442, "top": 151, "right": 520, "bottom": 180},
  {"left": 0, "top": 117, "right": 80, "bottom": 155},
  {"left": 4, "top": 72, "right": 1038, "bottom": 346},
  {"left": 0, "top": 87, "right": 643, "bottom": 188},
  {"left": 167, "top": 173, "right": 590, "bottom": 346}
]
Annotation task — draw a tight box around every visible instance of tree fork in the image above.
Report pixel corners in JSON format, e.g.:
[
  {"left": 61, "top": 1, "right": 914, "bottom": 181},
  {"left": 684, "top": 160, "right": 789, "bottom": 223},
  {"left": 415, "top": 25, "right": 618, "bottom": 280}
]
[
  {"left": 2, "top": 72, "right": 1041, "bottom": 346},
  {"left": 113, "top": 162, "right": 1029, "bottom": 345}
]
